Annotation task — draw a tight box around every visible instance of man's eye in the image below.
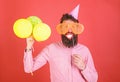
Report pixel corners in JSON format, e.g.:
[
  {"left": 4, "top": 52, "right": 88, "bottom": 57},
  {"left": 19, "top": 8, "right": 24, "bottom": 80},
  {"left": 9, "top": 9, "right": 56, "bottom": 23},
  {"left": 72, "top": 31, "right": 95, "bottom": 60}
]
[
  {"left": 72, "top": 25, "right": 76, "bottom": 28},
  {"left": 62, "top": 25, "right": 68, "bottom": 28},
  {"left": 76, "top": 24, "right": 79, "bottom": 27}
]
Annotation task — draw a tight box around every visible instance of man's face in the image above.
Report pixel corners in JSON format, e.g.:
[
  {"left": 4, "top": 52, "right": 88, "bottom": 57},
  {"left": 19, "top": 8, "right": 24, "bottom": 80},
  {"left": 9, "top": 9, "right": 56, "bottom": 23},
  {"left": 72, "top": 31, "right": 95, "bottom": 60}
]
[
  {"left": 56, "top": 20, "right": 84, "bottom": 35},
  {"left": 61, "top": 20, "right": 78, "bottom": 48}
]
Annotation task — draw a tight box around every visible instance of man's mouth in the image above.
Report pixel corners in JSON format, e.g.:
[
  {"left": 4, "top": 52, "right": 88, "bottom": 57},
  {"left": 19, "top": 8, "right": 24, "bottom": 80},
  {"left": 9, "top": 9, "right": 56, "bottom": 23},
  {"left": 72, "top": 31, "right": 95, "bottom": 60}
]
[{"left": 65, "top": 33, "right": 73, "bottom": 39}]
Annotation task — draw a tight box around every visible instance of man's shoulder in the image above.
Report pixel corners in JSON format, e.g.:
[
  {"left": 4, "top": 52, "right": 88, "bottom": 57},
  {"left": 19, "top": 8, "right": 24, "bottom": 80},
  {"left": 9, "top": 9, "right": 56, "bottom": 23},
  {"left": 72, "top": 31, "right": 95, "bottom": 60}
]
[
  {"left": 75, "top": 43, "right": 89, "bottom": 51},
  {"left": 77, "top": 43, "right": 88, "bottom": 48},
  {"left": 46, "top": 41, "right": 61, "bottom": 48}
]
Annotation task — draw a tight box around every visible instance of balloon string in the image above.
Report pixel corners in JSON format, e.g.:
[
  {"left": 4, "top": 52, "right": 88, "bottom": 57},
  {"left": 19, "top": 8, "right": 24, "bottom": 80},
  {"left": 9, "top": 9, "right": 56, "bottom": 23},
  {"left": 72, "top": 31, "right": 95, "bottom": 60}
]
[{"left": 32, "top": 46, "right": 34, "bottom": 52}]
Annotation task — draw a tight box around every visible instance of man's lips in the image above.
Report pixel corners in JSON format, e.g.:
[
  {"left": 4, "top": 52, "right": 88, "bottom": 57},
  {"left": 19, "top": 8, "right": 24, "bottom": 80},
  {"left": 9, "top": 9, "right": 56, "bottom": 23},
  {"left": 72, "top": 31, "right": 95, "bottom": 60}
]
[{"left": 65, "top": 33, "right": 73, "bottom": 39}]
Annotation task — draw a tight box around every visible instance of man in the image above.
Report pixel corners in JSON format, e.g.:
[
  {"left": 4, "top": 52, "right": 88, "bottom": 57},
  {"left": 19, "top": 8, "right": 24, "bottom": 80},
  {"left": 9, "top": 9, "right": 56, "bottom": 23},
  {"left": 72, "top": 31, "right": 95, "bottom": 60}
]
[{"left": 23, "top": 5, "right": 98, "bottom": 82}]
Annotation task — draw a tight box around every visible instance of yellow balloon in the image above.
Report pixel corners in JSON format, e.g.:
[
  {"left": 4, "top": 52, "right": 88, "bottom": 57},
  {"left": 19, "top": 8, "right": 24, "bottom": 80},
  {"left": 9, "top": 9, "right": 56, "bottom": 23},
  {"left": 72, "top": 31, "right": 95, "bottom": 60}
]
[
  {"left": 33, "top": 23, "right": 51, "bottom": 41},
  {"left": 13, "top": 19, "right": 33, "bottom": 38},
  {"left": 27, "top": 16, "right": 42, "bottom": 27}
]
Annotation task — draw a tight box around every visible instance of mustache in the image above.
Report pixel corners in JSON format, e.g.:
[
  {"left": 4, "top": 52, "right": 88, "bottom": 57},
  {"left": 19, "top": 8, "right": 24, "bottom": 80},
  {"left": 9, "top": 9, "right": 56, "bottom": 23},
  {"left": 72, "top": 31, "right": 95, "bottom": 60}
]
[
  {"left": 65, "top": 32, "right": 73, "bottom": 35},
  {"left": 61, "top": 34, "right": 78, "bottom": 48}
]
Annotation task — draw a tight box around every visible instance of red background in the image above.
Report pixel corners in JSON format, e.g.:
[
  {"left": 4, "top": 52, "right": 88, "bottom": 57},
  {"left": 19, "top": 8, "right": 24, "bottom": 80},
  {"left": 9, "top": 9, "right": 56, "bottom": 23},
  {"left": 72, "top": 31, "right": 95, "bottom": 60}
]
[{"left": 0, "top": 0, "right": 120, "bottom": 82}]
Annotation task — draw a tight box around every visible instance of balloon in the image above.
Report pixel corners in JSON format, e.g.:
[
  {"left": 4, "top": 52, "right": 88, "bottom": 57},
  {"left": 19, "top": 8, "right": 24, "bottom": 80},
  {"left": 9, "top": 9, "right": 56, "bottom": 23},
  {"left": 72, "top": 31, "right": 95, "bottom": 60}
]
[
  {"left": 27, "top": 16, "right": 42, "bottom": 27},
  {"left": 33, "top": 23, "right": 51, "bottom": 41},
  {"left": 13, "top": 19, "right": 33, "bottom": 38}
]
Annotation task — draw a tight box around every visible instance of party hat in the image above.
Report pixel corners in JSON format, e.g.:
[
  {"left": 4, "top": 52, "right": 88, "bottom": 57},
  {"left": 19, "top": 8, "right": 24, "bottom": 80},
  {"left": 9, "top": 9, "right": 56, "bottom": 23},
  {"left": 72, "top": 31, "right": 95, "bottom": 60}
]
[{"left": 69, "top": 4, "right": 80, "bottom": 19}]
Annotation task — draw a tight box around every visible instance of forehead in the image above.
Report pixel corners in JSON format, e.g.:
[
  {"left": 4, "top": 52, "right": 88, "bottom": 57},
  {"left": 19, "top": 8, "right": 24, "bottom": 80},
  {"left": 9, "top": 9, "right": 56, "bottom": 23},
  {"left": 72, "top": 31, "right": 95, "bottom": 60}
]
[{"left": 62, "top": 20, "right": 75, "bottom": 24}]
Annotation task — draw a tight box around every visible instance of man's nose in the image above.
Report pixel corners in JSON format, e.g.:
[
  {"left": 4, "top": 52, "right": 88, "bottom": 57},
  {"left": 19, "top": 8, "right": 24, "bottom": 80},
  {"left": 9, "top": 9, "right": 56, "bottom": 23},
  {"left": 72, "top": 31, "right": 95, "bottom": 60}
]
[{"left": 68, "top": 27, "right": 72, "bottom": 32}]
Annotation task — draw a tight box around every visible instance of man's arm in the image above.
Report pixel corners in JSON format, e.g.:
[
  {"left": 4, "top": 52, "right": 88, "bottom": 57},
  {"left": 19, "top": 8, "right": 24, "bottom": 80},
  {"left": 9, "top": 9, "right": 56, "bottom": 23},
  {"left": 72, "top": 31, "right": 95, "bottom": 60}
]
[
  {"left": 23, "top": 49, "right": 48, "bottom": 73},
  {"left": 72, "top": 48, "right": 98, "bottom": 82},
  {"left": 23, "top": 37, "right": 48, "bottom": 74}
]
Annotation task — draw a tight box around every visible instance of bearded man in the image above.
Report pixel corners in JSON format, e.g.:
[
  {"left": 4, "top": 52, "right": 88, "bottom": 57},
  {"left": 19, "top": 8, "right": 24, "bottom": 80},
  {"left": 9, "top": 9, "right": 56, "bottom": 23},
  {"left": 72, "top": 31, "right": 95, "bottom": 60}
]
[{"left": 23, "top": 5, "right": 98, "bottom": 82}]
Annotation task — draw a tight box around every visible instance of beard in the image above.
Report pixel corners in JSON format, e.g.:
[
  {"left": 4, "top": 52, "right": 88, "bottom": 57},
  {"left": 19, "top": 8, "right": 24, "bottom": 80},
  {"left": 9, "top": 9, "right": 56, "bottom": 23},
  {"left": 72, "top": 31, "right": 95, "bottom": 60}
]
[{"left": 61, "top": 33, "right": 78, "bottom": 48}]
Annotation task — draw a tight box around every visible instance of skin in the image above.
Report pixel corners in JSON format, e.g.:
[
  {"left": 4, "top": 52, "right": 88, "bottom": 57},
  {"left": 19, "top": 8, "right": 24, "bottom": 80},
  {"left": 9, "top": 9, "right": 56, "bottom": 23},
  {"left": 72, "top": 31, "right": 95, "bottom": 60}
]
[
  {"left": 72, "top": 54, "right": 86, "bottom": 70},
  {"left": 26, "top": 20, "right": 86, "bottom": 71}
]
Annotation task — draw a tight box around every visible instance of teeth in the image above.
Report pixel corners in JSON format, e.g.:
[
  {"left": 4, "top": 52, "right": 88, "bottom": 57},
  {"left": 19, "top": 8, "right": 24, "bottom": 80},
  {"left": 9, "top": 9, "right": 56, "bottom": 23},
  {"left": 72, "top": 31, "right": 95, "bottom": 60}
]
[{"left": 66, "top": 34, "right": 73, "bottom": 39}]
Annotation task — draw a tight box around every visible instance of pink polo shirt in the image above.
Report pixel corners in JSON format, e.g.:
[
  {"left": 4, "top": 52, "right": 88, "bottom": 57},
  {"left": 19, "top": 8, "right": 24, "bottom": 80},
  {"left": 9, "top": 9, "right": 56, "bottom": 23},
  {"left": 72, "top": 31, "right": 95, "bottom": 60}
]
[{"left": 23, "top": 42, "right": 98, "bottom": 82}]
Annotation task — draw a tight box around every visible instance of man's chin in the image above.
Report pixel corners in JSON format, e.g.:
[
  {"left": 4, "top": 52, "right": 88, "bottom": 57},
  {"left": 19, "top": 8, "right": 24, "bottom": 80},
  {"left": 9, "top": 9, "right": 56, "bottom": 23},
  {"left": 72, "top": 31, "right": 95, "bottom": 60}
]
[{"left": 61, "top": 34, "right": 78, "bottom": 48}]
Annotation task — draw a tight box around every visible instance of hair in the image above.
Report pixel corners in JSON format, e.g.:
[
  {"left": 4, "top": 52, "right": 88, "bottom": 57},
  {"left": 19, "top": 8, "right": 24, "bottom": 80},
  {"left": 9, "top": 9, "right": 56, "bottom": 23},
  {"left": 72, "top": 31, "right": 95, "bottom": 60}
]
[
  {"left": 60, "top": 13, "right": 79, "bottom": 23},
  {"left": 61, "top": 34, "right": 78, "bottom": 48}
]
